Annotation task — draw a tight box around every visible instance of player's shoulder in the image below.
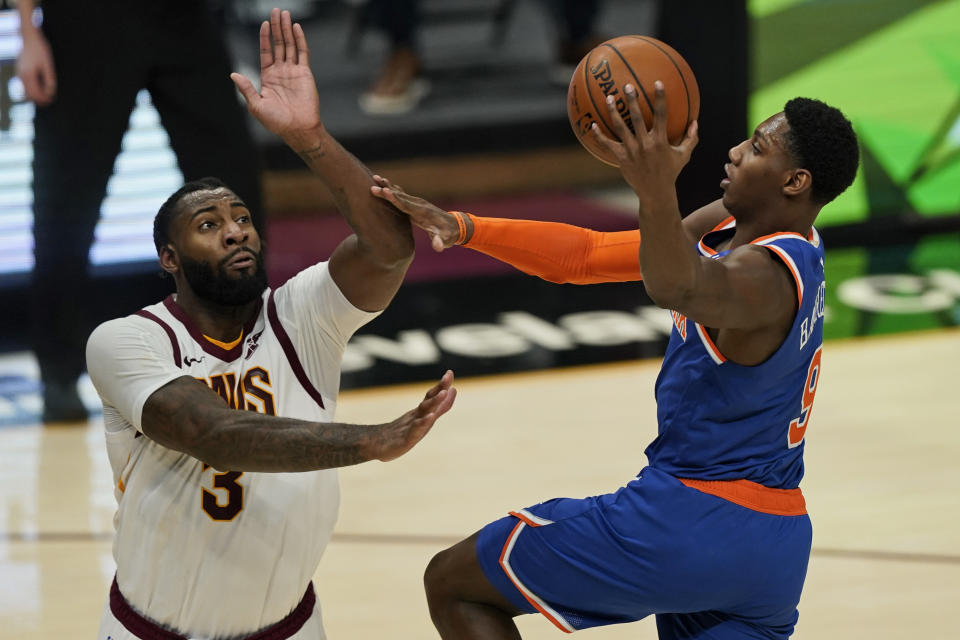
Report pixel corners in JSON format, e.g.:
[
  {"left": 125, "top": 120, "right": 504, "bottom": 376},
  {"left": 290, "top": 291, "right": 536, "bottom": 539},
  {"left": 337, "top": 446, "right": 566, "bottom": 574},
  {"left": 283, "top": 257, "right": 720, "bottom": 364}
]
[
  {"left": 749, "top": 226, "right": 824, "bottom": 272},
  {"left": 87, "top": 303, "right": 174, "bottom": 352},
  {"left": 88, "top": 315, "right": 143, "bottom": 344},
  {"left": 271, "top": 260, "right": 344, "bottom": 312},
  {"left": 275, "top": 261, "right": 332, "bottom": 293}
]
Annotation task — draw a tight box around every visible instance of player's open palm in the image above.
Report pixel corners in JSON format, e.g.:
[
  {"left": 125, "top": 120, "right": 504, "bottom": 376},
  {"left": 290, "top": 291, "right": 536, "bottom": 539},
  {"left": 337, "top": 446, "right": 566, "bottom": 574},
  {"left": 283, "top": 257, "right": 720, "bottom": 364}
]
[
  {"left": 370, "top": 175, "right": 459, "bottom": 252},
  {"left": 374, "top": 370, "right": 457, "bottom": 462},
  {"left": 231, "top": 8, "right": 321, "bottom": 139}
]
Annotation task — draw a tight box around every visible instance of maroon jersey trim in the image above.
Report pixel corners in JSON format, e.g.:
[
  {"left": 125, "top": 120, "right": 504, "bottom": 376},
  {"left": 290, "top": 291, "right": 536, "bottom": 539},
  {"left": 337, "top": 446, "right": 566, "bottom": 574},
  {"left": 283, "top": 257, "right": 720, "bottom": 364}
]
[
  {"left": 109, "top": 577, "right": 316, "bottom": 640},
  {"left": 266, "top": 290, "right": 326, "bottom": 410},
  {"left": 162, "top": 295, "right": 262, "bottom": 363},
  {"left": 134, "top": 310, "right": 182, "bottom": 369}
]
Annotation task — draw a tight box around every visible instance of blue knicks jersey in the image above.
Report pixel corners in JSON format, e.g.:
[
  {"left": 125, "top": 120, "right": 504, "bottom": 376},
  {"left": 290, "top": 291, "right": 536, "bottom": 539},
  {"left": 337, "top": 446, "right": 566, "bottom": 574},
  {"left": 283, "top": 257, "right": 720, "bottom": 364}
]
[{"left": 645, "top": 217, "right": 826, "bottom": 489}]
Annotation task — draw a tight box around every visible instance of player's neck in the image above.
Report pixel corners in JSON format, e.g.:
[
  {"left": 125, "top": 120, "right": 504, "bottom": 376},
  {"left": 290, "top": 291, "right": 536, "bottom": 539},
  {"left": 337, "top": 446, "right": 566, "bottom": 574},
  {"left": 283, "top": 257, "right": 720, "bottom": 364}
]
[{"left": 172, "top": 289, "right": 260, "bottom": 342}]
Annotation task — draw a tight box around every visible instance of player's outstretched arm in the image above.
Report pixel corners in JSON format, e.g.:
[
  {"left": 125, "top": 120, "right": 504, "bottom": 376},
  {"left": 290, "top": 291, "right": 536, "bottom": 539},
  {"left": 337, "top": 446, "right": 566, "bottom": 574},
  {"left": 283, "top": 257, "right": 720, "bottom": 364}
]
[
  {"left": 371, "top": 175, "right": 642, "bottom": 284},
  {"left": 231, "top": 9, "right": 413, "bottom": 313},
  {"left": 140, "top": 371, "right": 456, "bottom": 472}
]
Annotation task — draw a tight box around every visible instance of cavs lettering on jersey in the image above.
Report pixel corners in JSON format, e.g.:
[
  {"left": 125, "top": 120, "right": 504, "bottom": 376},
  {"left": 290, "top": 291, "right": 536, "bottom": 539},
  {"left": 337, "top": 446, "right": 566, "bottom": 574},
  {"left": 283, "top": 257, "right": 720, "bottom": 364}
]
[
  {"left": 86, "top": 262, "right": 379, "bottom": 638},
  {"left": 645, "top": 217, "right": 825, "bottom": 490}
]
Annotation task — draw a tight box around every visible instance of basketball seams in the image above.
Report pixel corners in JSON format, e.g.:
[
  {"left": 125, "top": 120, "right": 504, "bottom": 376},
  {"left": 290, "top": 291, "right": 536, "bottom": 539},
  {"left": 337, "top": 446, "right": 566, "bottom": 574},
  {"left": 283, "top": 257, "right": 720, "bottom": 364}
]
[
  {"left": 634, "top": 35, "right": 692, "bottom": 127},
  {"left": 568, "top": 35, "right": 699, "bottom": 166},
  {"left": 602, "top": 43, "right": 654, "bottom": 122},
  {"left": 582, "top": 50, "right": 617, "bottom": 141}
]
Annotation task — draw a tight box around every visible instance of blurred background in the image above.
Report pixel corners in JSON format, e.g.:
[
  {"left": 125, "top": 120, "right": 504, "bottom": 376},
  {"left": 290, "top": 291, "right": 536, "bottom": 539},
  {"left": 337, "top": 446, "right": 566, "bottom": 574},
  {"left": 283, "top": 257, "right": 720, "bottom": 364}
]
[
  {"left": 0, "top": 0, "right": 957, "bottom": 400},
  {"left": 0, "top": 0, "right": 958, "bottom": 637}
]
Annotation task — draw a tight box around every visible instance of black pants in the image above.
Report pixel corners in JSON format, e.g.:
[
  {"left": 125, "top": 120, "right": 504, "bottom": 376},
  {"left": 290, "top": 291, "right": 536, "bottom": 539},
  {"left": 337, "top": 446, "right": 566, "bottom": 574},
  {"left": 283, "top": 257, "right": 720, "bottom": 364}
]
[
  {"left": 365, "top": 0, "right": 599, "bottom": 49},
  {"left": 543, "top": 0, "right": 600, "bottom": 45},
  {"left": 368, "top": 0, "right": 420, "bottom": 49},
  {"left": 31, "top": 0, "right": 263, "bottom": 385}
]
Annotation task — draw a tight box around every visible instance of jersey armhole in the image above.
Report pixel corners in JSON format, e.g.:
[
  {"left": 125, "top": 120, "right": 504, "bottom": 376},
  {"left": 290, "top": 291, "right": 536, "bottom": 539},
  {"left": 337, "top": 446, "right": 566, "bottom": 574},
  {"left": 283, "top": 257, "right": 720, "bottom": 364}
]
[{"left": 757, "top": 244, "right": 803, "bottom": 312}]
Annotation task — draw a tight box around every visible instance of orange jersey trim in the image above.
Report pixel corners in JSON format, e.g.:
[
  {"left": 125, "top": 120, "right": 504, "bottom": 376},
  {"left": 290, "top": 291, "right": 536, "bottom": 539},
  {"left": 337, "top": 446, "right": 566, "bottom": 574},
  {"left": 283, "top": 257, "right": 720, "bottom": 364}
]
[
  {"left": 711, "top": 215, "right": 736, "bottom": 233},
  {"left": 694, "top": 323, "right": 726, "bottom": 365},
  {"left": 498, "top": 520, "right": 574, "bottom": 633},
  {"left": 509, "top": 510, "right": 542, "bottom": 528},
  {"left": 751, "top": 230, "right": 806, "bottom": 245},
  {"left": 202, "top": 331, "right": 244, "bottom": 351},
  {"left": 757, "top": 244, "right": 803, "bottom": 308},
  {"left": 697, "top": 216, "right": 736, "bottom": 256},
  {"left": 678, "top": 478, "right": 807, "bottom": 516}
]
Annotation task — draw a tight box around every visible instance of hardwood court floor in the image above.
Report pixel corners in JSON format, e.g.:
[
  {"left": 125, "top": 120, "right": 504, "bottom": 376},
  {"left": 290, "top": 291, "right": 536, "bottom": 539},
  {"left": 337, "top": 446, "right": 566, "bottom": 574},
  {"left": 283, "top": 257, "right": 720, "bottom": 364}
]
[{"left": 1, "top": 329, "right": 958, "bottom": 639}]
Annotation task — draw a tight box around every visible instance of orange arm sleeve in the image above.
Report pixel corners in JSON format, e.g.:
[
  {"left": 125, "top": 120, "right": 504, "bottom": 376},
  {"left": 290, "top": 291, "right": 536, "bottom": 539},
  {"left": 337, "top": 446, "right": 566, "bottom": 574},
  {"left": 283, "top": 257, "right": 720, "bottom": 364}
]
[{"left": 461, "top": 214, "right": 642, "bottom": 284}]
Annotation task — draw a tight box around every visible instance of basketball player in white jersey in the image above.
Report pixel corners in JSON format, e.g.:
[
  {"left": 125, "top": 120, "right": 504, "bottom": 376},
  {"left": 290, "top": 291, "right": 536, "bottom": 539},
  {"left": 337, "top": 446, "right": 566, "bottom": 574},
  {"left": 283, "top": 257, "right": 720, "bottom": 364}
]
[{"left": 85, "top": 9, "right": 456, "bottom": 639}]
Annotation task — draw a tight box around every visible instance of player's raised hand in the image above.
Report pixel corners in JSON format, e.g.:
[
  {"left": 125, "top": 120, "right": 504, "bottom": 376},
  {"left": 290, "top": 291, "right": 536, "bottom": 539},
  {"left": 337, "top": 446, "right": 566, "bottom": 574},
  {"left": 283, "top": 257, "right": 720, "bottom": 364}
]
[
  {"left": 230, "top": 8, "right": 321, "bottom": 141},
  {"left": 592, "top": 81, "right": 698, "bottom": 200},
  {"left": 370, "top": 370, "right": 457, "bottom": 462},
  {"left": 370, "top": 175, "right": 463, "bottom": 252}
]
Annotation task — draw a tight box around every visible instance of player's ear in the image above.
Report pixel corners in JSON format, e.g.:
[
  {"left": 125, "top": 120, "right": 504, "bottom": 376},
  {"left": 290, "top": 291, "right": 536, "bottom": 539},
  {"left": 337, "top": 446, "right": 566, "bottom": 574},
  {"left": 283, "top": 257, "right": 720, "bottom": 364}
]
[
  {"left": 783, "top": 168, "right": 812, "bottom": 198},
  {"left": 159, "top": 244, "right": 180, "bottom": 275}
]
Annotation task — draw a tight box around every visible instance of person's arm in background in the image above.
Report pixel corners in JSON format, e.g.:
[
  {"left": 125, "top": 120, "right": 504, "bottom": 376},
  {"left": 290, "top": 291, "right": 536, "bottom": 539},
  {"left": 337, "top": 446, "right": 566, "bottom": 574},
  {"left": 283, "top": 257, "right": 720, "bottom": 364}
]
[
  {"left": 15, "top": 0, "right": 57, "bottom": 106},
  {"left": 231, "top": 9, "right": 413, "bottom": 312}
]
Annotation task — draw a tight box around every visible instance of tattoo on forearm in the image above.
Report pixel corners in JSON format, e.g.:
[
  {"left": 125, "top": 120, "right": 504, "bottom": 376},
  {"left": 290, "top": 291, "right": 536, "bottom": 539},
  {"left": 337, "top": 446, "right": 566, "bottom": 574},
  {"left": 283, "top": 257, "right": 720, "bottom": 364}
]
[
  {"left": 203, "top": 417, "right": 372, "bottom": 472},
  {"left": 150, "top": 380, "right": 379, "bottom": 472}
]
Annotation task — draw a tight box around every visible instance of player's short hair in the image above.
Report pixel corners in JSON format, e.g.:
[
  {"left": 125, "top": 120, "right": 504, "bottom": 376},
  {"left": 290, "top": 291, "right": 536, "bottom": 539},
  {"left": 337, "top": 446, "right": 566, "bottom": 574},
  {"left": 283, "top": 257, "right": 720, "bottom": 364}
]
[
  {"left": 153, "top": 177, "right": 229, "bottom": 253},
  {"left": 782, "top": 98, "right": 859, "bottom": 204}
]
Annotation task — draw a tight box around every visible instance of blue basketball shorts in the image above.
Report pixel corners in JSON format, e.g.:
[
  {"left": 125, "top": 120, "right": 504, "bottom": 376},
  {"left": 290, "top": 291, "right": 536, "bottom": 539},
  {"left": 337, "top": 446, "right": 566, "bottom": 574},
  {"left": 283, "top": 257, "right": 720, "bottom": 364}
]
[{"left": 475, "top": 466, "right": 812, "bottom": 639}]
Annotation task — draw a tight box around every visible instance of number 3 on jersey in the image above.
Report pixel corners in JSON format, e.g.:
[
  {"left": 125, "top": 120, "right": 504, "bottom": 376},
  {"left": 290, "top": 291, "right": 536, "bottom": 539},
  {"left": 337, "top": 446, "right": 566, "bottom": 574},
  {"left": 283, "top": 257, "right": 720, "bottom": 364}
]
[
  {"left": 201, "top": 464, "right": 244, "bottom": 521},
  {"left": 788, "top": 345, "right": 822, "bottom": 448}
]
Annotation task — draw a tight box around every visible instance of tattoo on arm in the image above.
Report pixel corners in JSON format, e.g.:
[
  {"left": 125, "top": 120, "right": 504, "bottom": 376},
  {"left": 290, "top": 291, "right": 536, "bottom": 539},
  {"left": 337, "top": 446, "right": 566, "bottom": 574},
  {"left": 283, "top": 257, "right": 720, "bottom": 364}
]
[
  {"left": 197, "top": 414, "right": 373, "bottom": 472},
  {"left": 144, "top": 378, "right": 378, "bottom": 472}
]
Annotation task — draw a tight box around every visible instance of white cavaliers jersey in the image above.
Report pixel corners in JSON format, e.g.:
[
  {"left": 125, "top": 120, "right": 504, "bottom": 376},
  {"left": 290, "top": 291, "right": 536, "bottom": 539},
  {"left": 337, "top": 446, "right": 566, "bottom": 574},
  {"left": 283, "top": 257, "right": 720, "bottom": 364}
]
[{"left": 86, "top": 262, "right": 379, "bottom": 638}]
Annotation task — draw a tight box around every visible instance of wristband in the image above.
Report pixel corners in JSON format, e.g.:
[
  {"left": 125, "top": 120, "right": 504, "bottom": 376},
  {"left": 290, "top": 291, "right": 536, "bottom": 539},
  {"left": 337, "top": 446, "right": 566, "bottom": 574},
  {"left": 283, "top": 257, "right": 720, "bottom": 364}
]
[{"left": 450, "top": 211, "right": 468, "bottom": 245}]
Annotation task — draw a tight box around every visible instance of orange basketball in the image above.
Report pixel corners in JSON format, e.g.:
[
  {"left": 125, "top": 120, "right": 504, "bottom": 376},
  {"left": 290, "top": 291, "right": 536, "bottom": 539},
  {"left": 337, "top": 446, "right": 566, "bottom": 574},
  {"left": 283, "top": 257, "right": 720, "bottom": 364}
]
[{"left": 567, "top": 36, "right": 700, "bottom": 167}]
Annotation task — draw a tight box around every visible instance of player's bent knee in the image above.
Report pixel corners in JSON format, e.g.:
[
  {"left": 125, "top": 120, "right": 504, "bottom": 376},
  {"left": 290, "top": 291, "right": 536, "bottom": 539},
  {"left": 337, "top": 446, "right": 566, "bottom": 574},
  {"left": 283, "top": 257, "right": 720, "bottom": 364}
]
[
  {"left": 424, "top": 534, "right": 485, "bottom": 605},
  {"left": 424, "top": 533, "right": 524, "bottom": 620},
  {"left": 424, "top": 547, "right": 456, "bottom": 604}
]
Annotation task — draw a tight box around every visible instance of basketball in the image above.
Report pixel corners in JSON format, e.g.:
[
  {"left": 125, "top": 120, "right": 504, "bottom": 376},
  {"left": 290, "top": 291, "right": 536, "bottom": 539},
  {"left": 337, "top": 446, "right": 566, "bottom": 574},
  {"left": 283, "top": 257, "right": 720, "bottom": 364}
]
[{"left": 567, "top": 36, "right": 700, "bottom": 167}]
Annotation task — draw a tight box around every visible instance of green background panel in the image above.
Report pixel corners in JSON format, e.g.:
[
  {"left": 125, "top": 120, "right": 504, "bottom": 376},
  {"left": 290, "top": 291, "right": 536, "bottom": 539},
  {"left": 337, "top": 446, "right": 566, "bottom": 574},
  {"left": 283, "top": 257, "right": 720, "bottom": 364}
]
[
  {"left": 750, "top": 0, "right": 808, "bottom": 19},
  {"left": 910, "top": 234, "right": 960, "bottom": 274},
  {"left": 822, "top": 248, "right": 866, "bottom": 339},
  {"left": 823, "top": 235, "right": 960, "bottom": 340},
  {"left": 749, "top": 0, "right": 960, "bottom": 226}
]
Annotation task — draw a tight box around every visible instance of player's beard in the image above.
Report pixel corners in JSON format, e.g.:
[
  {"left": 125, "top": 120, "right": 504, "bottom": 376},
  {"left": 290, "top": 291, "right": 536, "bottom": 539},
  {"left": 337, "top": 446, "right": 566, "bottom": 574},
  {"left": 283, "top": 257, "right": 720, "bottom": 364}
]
[{"left": 180, "top": 248, "right": 268, "bottom": 306}]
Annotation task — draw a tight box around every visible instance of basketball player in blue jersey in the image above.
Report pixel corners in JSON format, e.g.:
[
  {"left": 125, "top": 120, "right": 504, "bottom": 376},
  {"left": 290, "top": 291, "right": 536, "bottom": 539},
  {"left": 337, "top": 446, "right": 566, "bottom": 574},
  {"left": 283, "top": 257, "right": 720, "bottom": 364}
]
[{"left": 370, "top": 83, "right": 859, "bottom": 638}]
